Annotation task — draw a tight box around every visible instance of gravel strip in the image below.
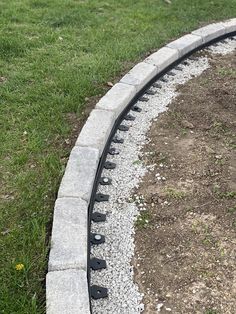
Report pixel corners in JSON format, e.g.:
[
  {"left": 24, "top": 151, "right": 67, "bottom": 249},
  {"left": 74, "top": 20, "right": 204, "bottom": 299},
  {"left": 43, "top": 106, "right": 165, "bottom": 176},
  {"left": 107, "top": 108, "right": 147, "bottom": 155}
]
[
  {"left": 207, "top": 36, "right": 236, "bottom": 54},
  {"left": 91, "top": 38, "right": 236, "bottom": 314}
]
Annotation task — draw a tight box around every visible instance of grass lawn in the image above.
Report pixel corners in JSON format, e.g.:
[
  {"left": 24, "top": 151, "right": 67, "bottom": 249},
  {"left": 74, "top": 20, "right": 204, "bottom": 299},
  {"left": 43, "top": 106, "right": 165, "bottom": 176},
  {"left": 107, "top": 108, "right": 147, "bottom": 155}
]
[{"left": 0, "top": 0, "right": 235, "bottom": 313}]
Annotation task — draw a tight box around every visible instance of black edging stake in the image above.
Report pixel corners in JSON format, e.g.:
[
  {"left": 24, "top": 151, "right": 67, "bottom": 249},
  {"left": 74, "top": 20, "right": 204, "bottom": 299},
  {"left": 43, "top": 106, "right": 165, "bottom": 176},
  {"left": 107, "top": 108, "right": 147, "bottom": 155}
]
[
  {"left": 168, "top": 71, "right": 176, "bottom": 76},
  {"left": 118, "top": 125, "right": 129, "bottom": 131},
  {"left": 95, "top": 193, "right": 109, "bottom": 202},
  {"left": 160, "top": 77, "right": 168, "bottom": 82},
  {"left": 108, "top": 147, "right": 120, "bottom": 155},
  {"left": 90, "top": 233, "right": 105, "bottom": 245},
  {"left": 90, "top": 285, "right": 108, "bottom": 299},
  {"left": 131, "top": 105, "right": 142, "bottom": 112},
  {"left": 99, "top": 177, "right": 112, "bottom": 185},
  {"left": 91, "top": 212, "right": 106, "bottom": 222},
  {"left": 112, "top": 136, "right": 124, "bottom": 144},
  {"left": 145, "top": 89, "right": 156, "bottom": 95},
  {"left": 139, "top": 96, "right": 149, "bottom": 102},
  {"left": 104, "top": 161, "right": 116, "bottom": 169},
  {"left": 90, "top": 258, "right": 107, "bottom": 270},
  {"left": 152, "top": 82, "right": 161, "bottom": 88},
  {"left": 182, "top": 60, "right": 190, "bottom": 66},
  {"left": 175, "top": 66, "right": 183, "bottom": 71},
  {"left": 124, "top": 114, "right": 135, "bottom": 121}
]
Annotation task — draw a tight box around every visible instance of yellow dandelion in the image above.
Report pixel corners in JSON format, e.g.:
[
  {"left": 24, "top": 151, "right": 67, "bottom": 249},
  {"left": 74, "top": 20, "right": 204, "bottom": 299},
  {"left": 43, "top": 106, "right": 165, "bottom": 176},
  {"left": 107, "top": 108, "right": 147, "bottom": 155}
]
[{"left": 15, "top": 263, "right": 24, "bottom": 271}]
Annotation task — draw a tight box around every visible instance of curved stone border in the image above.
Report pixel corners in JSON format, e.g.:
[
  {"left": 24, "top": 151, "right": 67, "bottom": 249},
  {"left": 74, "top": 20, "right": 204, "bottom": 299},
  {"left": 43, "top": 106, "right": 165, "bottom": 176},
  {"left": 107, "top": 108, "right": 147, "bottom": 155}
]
[{"left": 46, "top": 19, "right": 236, "bottom": 314}]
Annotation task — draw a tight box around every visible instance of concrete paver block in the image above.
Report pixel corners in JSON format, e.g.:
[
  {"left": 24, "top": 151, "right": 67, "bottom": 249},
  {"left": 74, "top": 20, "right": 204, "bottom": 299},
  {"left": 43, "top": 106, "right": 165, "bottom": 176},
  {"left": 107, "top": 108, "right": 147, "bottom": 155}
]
[
  {"left": 48, "top": 198, "right": 88, "bottom": 272},
  {"left": 120, "top": 62, "right": 158, "bottom": 91},
  {"left": 75, "top": 109, "right": 115, "bottom": 154},
  {"left": 46, "top": 269, "right": 90, "bottom": 314},
  {"left": 58, "top": 146, "right": 99, "bottom": 201},
  {"left": 192, "top": 23, "right": 226, "bottom": 43},
  {"left": 167, "top": 34, "right": 202, "bottom": 57},
  {"left": 222, "top": 18, "right": 236, "bottom": 33},
  {"left": 96, "top": 83, "right": 136, "bottom": 118},
  {"left": 145, "top": 46, "right": 179, "bottom": 72}
]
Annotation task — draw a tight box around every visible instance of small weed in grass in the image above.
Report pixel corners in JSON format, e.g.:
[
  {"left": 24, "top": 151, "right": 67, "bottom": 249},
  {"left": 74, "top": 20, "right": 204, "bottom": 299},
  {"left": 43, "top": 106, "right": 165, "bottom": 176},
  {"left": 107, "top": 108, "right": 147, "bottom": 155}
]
[
  {"left": 157, "top": 153, "right": 169, "bottom": 164},
  {"left": 135, "top": 212, "right": 151, "bottom": 229},
  {"left": 228, "top": 205, "right": 236, "bottom": 213},
  {"left": 220, "top": 248, "right": 226, "bottom": 257},
  {"left": 202, "top": 233, "right": 215, "bottom": 246},
  {"left": 165, "top": 187, "right": 187, "bottom": 200},
  {"left": 213, "top": 185, "right": 236, "bottom": 199},
  {"left": 200, "top": 270, "right": 214, "bottom": 278},
  {"left": 205, "top": 310, "right": 218, "bottom": 314},
  {"left": 230, "top": 143, "right": 236, "bottom": 149},
  {"left": 180, "top": 128, "right": 188, "bottom": 136},
  {"left": 212, "top": 121, "right": 228, "bottom": 134},
  {"left": 219, "top": 191, "right": 236, "bottom": 199},
  {"left": 200, "top": 77, "right": 210, "bottom": 85},
  {"left": 170, "top": 111, "right": 184, "bottom": 122},
  {"left": 213, "top": 184, "right": 221, "bottom": 194},
  {"left": 215, "top": 158, "right": 226, "bottom": 166},
  {"left": 201, "top": 224, "right": 216, "bottom": 246},
  {"left": 225, "top": 138, "right": 236, "bottom": 149},
  {"left": 217, "top": 67, "right": 236, "bottom": 77}
]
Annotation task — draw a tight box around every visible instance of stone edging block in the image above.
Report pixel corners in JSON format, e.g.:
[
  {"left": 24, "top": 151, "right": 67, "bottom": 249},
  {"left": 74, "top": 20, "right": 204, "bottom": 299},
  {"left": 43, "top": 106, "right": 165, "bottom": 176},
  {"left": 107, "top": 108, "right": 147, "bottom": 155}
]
[
  {"left": 145, "top": 46, "right": 179, "bottom": 72},
  {"left": 222, "top": 18, "right": 236, "bottom": 33},
  {"left": 58, "top": 146, "right": 100, "bottom": 201},
  {"left": 46, "top": 269, "right": 90, "bottom": 314},
  {"left": 96, "top": 83, "right": 136, "bottom": 119},
  {"left": 120, "top": 62, "right": 158, "bottom": 91},
  {"left": 48, "top": 198, "right": 88, "bottom": 272},
  {"left": 166, "top": 34, "right": 203, "bottom": 57},
  {"left": 192, "top": 22, "right": 226, "bottom": 43},
  {"left": 75, "top": 109, "right": 115, "bottom": 155}
]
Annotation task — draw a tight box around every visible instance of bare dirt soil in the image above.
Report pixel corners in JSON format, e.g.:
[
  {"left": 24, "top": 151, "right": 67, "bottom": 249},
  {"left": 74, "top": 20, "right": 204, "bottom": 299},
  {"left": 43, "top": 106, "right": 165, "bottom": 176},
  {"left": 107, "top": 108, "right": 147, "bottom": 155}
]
[{"left": 134, "top": 50, "right": 236, "bottom": 314}]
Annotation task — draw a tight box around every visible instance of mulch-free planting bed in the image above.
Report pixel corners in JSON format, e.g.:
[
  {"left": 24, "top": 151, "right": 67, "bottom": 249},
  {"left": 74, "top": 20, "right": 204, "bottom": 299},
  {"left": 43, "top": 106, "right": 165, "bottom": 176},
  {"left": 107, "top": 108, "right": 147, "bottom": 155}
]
[{"left": 134, "top": 50, "right": 236, "bottom": 314}]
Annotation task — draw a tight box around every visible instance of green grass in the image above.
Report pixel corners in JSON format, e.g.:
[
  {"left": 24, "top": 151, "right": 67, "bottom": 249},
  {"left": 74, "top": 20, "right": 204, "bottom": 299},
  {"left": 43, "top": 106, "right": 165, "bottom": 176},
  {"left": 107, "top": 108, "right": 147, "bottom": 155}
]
[
  {"left": 205, "top": 310, "right": 218, "bottom": 314},
  {"left": 0, "top": 0, "right": 235, "bottom": 312},
  {"left": 228, "top": 205, "right": 236, "bottom": 213},
  {"left": 218, "top": 67, "right": 236, "bottom": 77},
  {"left": 135, "top": 211, "right": 151, "bottom": 229},
  {"left": 222, "top": 191, "right": 236, "bottom": 198},
  {"left": 165, "top": 187, "right": 187, "bottom": 199}
]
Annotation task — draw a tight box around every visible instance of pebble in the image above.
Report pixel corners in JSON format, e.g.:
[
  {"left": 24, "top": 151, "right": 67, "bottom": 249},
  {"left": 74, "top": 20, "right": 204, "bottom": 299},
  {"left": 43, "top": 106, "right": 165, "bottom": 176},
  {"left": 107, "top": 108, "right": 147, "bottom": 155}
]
[
  {"left": 181, "top": 119, "right": 194, "bottom": 129},
  {"left": 157, "top": 303, "right": 164, "bottom": 311}
]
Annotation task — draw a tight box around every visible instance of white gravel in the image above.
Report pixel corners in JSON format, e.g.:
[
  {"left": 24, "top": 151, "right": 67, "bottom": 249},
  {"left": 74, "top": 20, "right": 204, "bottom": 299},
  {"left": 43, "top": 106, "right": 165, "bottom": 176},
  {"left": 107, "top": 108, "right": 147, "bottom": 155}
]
[
  {"left": 207, "top": 36, "right": 236, "bottom": 54},
  {"left": 91, "top": 38, "right": 236, "bottom": 314}
]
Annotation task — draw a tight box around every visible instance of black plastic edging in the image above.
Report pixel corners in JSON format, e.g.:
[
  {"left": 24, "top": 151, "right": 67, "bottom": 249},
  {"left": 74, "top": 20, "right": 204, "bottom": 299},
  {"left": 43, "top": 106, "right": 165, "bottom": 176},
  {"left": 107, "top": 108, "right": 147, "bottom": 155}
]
[{"left": 87, "top": 30, "right": 236, "bottom": 312}]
